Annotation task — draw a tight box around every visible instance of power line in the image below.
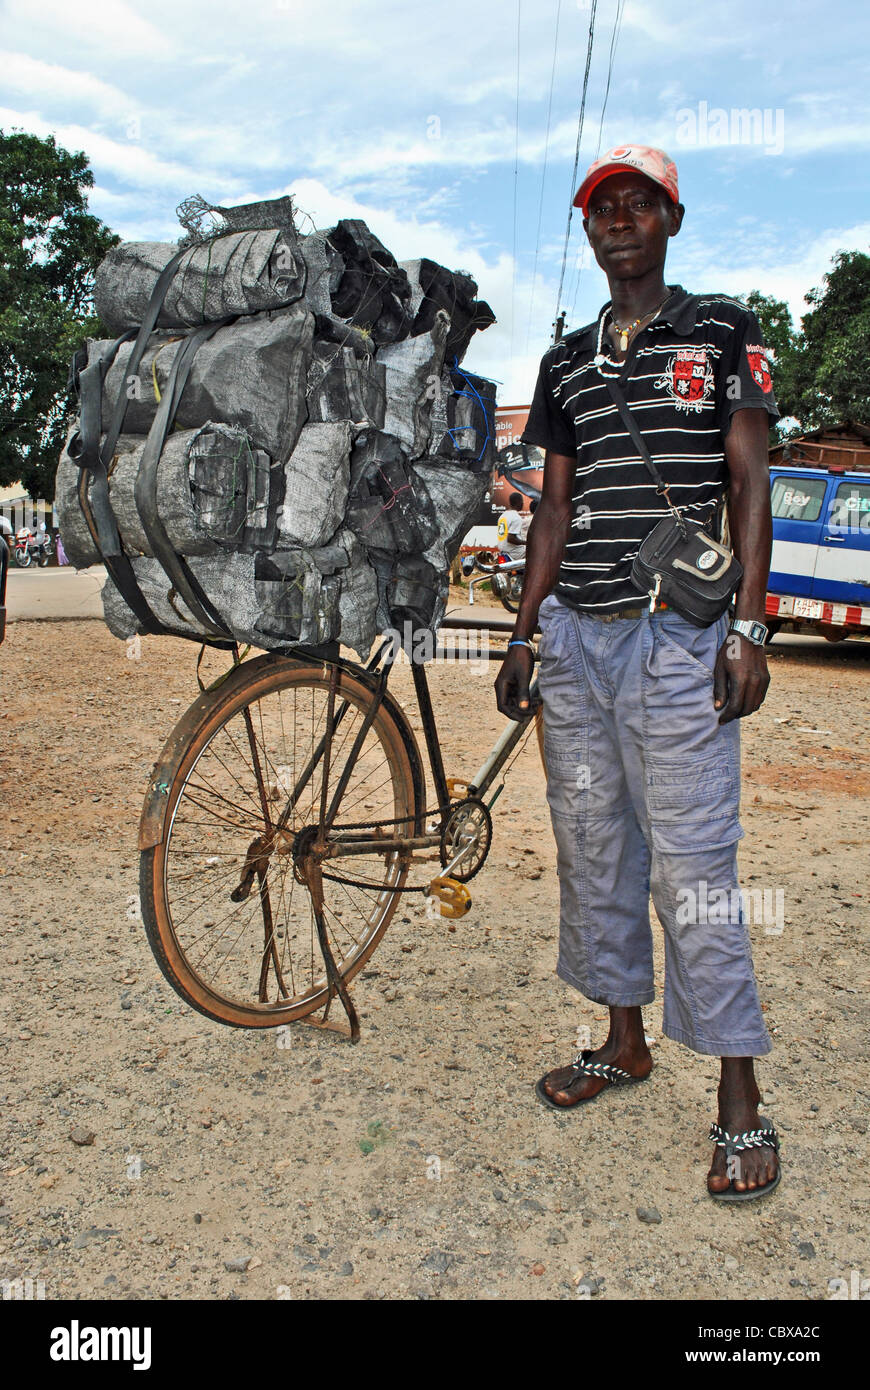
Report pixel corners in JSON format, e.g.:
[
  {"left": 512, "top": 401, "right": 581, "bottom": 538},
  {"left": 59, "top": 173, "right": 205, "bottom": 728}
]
[
  {"left": 510, "top": 0, "right": 522, "bottom": 364},
  {"left": 595, "top": 0, "right": 627, "bottom": 158},
  {"left": 524, "top": 0, "right": 563, "bottom": 356},
  {"left": 554, "top": 0, "right": 598, "bottom": 330},
  {"left": 567, "top": 0, "right": 627, "bottom": 325}
]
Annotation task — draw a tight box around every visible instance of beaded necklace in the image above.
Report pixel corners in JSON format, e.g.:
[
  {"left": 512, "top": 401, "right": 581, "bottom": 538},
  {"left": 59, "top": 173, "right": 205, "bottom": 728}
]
[{"left": 592, "top": 296, "right": 669, "bottom": 374}]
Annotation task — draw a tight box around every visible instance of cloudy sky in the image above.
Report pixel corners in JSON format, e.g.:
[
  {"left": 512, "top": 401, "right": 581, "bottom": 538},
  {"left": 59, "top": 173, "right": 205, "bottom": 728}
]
[{"left": 2, "top": 0, "right": 868, "bottom": 401}]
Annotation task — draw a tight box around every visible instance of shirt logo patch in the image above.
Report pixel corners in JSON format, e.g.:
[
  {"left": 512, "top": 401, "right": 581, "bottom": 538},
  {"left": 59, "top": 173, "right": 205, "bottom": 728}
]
[
  {"left": 654, "top": 348, "right": 714, "bottom": 413},
  {"left": 745, "top": 344, "right": 772, "bottom": 393}
]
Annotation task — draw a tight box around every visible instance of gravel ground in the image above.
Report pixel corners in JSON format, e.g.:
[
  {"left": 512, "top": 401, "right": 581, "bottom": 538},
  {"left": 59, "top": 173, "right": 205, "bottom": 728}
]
[{"left": 0, "top": 612, "right": 868, "bottom": 1301}]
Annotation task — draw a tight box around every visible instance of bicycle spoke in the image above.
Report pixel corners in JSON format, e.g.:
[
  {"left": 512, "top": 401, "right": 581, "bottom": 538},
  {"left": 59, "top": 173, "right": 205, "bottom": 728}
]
[{"left": 152, "top": 664, "right": 414, "bottom": 1022}]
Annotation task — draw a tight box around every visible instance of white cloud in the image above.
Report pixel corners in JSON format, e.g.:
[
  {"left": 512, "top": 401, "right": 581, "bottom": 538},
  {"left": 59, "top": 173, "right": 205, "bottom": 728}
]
[
  {"left": 0, "top": 52, "right": 132, "bottom": 120},
  {"left": 2, "top": 0, "right": 866, "bottom": 405},
  {"left": 667, "top": 219, "right": 870, "bottom": 328},
  {"left": 0, "top": 107, "right": 239, "bottom": 193},
  {"left": 3, "top": 0, "right": 172, "bottom": 58}
]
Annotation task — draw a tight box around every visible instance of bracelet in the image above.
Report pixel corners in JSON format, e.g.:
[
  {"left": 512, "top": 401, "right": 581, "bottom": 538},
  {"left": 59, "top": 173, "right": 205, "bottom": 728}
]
[{"left": 508, "top": 639, "right": 536, "bottom": 654}]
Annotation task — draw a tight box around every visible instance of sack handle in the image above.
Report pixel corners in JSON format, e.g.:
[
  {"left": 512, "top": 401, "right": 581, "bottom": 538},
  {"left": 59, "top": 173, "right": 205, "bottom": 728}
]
[{"left": 604, "top": 375, "right": 687, "bottom": 534}]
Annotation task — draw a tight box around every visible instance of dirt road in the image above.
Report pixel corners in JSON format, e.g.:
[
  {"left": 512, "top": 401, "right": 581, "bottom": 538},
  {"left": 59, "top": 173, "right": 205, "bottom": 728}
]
[{"left": 0, "top": 611, "right": 867, "bottom": 1301}]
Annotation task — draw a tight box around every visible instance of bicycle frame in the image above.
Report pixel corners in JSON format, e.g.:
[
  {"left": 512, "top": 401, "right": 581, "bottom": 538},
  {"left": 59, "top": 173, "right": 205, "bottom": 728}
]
[
  {"left": 313, "top": 615, "right": 541, "bottom": 865},
  {"left": 136, "top": 615, "right": 543, "bottom": 1040},
  {"left": 140, "top": 617, "right": 540, "bottom": 870}
]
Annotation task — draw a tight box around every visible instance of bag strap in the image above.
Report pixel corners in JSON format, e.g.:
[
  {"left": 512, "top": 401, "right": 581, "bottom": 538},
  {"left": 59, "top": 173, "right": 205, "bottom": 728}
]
[
  {"left": 68, "top": 246, "right": 194, "bottom": 636},
  {"left": 133, "top": 319, "right": 236, "bottom": 638},
  {"left": 69, "top": 246, "right": 240, "bottom": 642},
  {"left": 100, "top": 246, "right": 191, "bottom": 466},
  {"left": 603, "top": 374, "right": 668, "bottom": 491},
  {"left": 604, "top": 373, "right": 689, "bottom": 535}
]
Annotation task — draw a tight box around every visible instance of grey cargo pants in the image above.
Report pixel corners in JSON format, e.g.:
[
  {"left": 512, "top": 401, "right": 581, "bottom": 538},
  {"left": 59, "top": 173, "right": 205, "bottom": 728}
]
[{"left": 537, "top": 593, "right": 771, "bottom": 1057}]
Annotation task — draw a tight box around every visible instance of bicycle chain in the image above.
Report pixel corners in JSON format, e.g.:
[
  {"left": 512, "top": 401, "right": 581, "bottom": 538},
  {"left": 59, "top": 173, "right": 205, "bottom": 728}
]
[
  {"left": 306, "top": 714, "right": 539, "bottom": 896},
  {"left": 314, "top": 798, "right": 477, "bottom": 896}
]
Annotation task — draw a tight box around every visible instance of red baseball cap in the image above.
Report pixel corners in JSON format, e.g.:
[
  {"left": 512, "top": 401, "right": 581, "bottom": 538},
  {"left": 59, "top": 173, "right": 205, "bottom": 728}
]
[{"left": 574, "top": 145, "right": 679, "bottom": 215}]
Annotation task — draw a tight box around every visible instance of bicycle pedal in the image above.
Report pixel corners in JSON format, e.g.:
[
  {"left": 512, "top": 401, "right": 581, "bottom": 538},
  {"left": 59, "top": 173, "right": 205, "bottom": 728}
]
[
  {"left": 428, "top": 876, "right": 472, "bottom": 919},
  {"left": 446, "top": 777, "right": 471, "bottom": 800}
]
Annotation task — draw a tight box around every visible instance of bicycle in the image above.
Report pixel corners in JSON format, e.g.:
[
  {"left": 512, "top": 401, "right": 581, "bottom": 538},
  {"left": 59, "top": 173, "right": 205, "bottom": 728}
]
[{"left": 138, "top": 616, "right": 542, "bottom": 1040}]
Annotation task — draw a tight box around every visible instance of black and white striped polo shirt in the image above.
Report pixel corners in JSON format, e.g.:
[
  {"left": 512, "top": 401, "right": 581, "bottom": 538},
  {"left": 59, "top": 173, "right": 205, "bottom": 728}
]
[{"left": 521, "top": 286, "right": 779, "bottom": 612}]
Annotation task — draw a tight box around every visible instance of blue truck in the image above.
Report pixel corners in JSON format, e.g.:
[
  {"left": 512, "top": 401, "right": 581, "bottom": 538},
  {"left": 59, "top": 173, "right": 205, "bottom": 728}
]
[{"left": 766, "top": 448, "right": 870, "bottom": 641}]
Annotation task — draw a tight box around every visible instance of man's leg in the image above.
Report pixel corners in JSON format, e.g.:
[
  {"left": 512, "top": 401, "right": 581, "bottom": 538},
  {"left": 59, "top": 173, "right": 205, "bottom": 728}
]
[
  {"left": 617, "top": 611, "right": 776, "bottom": 1192},
  {"left": 536, "top": 599, "right": 654, "bottom": 1103}
]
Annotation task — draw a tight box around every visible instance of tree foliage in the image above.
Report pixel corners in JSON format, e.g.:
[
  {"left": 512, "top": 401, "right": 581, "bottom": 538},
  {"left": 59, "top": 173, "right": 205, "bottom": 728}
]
[
  {"left": 0, "top": 130, "right": 119, "bottom": 499},
  {"left": 747, "top": 251, "right": 870, "bottom": 434}
]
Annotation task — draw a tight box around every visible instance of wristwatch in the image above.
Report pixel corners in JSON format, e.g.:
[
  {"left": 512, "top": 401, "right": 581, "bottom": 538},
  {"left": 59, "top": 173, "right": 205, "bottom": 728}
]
[{"left": 729, "top": 619, "right": 769, "bottom": 646}]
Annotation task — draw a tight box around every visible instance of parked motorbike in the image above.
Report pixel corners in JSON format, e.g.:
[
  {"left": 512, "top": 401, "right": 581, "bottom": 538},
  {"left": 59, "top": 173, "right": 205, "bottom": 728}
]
[
  {"left": 14, "top": 527, "right": 52, "bottom": 568},
  {"left": 464, "top": 549, "right": 525, "bottom": 613}
]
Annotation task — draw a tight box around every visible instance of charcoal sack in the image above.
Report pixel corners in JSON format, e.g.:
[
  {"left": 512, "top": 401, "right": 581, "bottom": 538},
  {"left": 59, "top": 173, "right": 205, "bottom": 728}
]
[
  {"left": 60, "top": 195, "right": 498, "bottom": 659},
  {"left": 95, "top": 304, "right": 313, "bottom": 461},
  {"left": 94, "top": 229, "right": 307, "bottom": 334}
]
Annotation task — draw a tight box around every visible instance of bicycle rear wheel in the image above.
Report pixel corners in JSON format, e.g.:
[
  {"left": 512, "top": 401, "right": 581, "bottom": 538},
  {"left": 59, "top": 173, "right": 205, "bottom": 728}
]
[{"left": 139, "top": 657, "right": 420, "bottom": 1029}]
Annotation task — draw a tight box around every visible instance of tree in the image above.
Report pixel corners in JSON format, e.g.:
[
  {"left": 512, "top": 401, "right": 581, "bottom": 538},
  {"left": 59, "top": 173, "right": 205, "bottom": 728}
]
[
  {"left": 748, "top": 252, "right": 870, "bottom": 433},
  {"left": 792, "top": 251, "right": 870, "bottom": 429},
  {"left": 0, "top": 130, "right": 119, "bottom": 501}
]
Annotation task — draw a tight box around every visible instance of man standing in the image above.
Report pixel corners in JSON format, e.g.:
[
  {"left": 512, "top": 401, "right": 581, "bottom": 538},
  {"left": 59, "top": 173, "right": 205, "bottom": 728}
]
[
  {"left": 520, "top": 497, "right": 538, "bottom": 541},
  {"left": 495, "top": 146, "right": 780, "bottom": 1201}
]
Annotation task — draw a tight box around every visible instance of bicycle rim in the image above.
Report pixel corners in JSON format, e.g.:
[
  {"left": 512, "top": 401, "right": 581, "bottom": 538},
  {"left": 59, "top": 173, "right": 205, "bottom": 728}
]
[{"left": 140, "top": 660, "right": 419, "bottom": 1028}]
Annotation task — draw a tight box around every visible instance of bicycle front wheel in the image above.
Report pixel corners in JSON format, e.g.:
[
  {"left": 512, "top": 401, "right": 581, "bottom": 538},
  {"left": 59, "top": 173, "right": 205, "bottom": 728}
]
[{"left": 140, "top": 657, "right": 420, "bottom": 1028}]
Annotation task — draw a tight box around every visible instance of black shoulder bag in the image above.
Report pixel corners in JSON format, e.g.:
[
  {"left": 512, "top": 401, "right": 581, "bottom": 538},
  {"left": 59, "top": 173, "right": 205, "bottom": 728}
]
[{"left": 604, "top": 375, "right": 742, "bottom": 628}]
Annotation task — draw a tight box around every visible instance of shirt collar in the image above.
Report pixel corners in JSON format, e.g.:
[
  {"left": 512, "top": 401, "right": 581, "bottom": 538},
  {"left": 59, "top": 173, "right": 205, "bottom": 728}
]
[{"left": 565, "top": 285, "right": 698, "bottom": 351}]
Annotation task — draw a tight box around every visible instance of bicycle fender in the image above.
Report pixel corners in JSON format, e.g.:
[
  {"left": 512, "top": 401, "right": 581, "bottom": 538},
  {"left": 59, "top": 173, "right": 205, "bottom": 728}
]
[
  {"left": 137, "top": 651, "right": 427, "bottom": 851},
  {"left": 138, "top": 651, "right": 293, "bottom": 850}
]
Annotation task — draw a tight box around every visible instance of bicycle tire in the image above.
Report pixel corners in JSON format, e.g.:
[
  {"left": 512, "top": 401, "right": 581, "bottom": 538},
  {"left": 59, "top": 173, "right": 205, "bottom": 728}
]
[{"left": 139, "top": 657, "right": 421, "bottom": 1029}]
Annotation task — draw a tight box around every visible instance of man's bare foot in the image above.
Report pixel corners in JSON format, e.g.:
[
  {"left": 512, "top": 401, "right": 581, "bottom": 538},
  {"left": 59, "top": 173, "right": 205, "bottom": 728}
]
[
  {"left": 707, "top": 1058, "right": 779, "bottom": 1196},
  {"left": 541, "top": 1005, "right": 653, "bottom": 1107}
]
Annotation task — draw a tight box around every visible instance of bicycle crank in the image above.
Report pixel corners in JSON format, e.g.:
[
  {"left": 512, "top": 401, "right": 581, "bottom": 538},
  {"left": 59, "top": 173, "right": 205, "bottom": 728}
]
[{"left": 439, "top": 796, "right": 492, "bottom": 882}]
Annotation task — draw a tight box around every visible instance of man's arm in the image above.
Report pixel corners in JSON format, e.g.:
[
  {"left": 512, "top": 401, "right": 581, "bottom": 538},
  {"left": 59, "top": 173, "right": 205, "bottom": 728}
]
[
  {"left": 494, "top": 452, "right": 575, "bottom": 720},
  {"left": 714, "top": 406, "right": 772, "bottom": 724}
]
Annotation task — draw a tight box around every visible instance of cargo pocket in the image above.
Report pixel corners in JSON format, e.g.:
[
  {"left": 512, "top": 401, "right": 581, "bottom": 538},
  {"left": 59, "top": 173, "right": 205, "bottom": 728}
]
[
  {"left": 646, "top": 748, "right": 743, "bottom": 853},
  {"left": 654, "top": 619, "right": 721, "bottom": 682}
]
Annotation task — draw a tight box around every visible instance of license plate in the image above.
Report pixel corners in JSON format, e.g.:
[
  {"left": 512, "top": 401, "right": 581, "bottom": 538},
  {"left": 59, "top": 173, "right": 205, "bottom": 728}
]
[{"left": 793, "top": 597, "right": 823, "bottom": 619}]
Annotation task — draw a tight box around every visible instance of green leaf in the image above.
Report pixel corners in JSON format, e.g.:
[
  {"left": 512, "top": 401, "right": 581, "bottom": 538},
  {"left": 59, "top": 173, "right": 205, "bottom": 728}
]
[{"left": 0, "top": 129, "right": 120, "bottom": 499}]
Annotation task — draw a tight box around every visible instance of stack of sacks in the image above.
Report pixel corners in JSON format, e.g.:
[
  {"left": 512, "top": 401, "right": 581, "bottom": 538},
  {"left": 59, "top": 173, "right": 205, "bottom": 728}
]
[{"left": 56, "top": 196, "right": 496, "bottom": 658}]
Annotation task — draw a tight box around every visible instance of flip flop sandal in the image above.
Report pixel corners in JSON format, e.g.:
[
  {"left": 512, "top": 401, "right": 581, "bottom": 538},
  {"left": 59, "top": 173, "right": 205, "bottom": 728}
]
[
  {"left": 535, "top": 1048, "right": 650, "bottom": 1112},
  {"left": 707, "top": 1117, "right": 781, "bottom": 1202}
]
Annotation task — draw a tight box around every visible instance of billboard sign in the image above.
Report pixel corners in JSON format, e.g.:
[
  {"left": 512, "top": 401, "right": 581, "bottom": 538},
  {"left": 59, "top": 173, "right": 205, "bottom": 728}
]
[
  {"left": 461, "top": 405, "right": 546, "bottom": 547},
  {"left": 492, "top": 405, "right": 545, "bottom": 514}
]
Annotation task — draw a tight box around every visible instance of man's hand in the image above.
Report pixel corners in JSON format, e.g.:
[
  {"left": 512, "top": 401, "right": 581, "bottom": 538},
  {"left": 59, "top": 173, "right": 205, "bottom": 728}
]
[
  {"left": 494, "top": 645, "right": 535, "bottom": 721},
  {"left": 713, "top": 632, "right": 770, "bottom": 724},
  {"left": 493, "top": 449, "right": 574, "bottom": 723}
]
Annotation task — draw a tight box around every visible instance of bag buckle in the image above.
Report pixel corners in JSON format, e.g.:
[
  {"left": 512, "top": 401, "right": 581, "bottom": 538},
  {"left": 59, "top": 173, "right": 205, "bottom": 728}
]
[
  {"left": 648, "top": 573, "right": 662, "bottom": 615},
  {"left": 660, "top": 484, "right": 689, "bottom": 538}
]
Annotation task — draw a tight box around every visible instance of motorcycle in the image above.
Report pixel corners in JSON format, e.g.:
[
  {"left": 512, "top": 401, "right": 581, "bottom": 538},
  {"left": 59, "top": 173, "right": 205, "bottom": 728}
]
[
  {"left": 14, "top": 527, "right": 52, "bottom": 568},
  {"left": 464, "top": 549, "right": 525, "bottom": 613}
]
